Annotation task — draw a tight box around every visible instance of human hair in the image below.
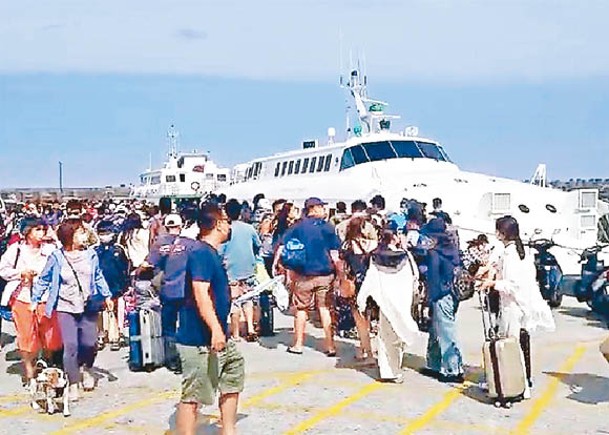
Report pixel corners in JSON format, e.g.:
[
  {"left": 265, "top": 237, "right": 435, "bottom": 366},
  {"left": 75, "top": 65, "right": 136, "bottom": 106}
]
[
  {"left": 351, "top": 200, "right": 367, "bottom": 213},
  {"left": 379, "top": 225, "right": 397, "bottom": 248},
  {"left": 197, "top": 202, "right": 226, "bottom": 236},
  {"left": 370, "top": 195, "right": 385, "bottom": 210},
  {"left": 345, "top": 216, "right": 366, "bottom": 243},
  {"left": 225, "top": 199, "right": 242, "bottom": 221},
  {"left": 120, "top": 213, "right": 143, "bottom": 245},
  {"left": 274, "top": 202, "right": 294, "bottom": 237},
  {"left": 496, "top": 215, "right": 525, "bottom": 260},
  {"left": 272, "top": 199, "right": 287, "bottom": 212},
  {"left": 57, "top": 218, "right": 84, "bottom": 250},
  {"left": 336, "top": 201, "right": 347, "bottom": 214},
  {"left": 253, "top": 193, "right": 265, "bottom": 209},
  {"left": 432, "top": 197, "right": 442, "bottom": 210},
  {"left": 217, "top": 193, "right": 227, "bottom": 204},
  {"left": 159, "top": 197, "right": 172, "bottom": 215}
]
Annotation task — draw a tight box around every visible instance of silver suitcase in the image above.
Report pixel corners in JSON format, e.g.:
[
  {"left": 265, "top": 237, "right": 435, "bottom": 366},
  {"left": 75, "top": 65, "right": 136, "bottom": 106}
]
[
  {"left": 140, "top": 309, "right": 165, "bottom": 369},
  {"left": 479, "top": 292, "right": 526, "bottom": 408}
]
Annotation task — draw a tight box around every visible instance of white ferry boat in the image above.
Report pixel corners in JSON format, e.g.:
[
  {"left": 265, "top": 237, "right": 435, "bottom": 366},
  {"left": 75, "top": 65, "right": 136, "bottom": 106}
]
[
  {"left": 131, "top": 126, "right": 230, "bottom": 201},
  {"left": 221, "top": 68, "right": 609, "bottom": 274}
]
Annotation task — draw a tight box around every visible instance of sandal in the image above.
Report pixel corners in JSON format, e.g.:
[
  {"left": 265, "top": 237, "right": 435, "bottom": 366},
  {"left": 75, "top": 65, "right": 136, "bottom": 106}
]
[
  {"left": 286, "top": 347, "right": 303, "bottom": 355},
  {"left": 245, "top": 333, "right": 259, "bottom": 343},
  {"left": 325, "top": 350, "right": 337, "bottom": 357}
]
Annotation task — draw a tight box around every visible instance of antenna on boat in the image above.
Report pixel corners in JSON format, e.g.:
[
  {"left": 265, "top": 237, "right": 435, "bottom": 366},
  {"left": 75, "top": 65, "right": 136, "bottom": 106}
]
[
  {"left": 530, "top": 164, "right": 548, "bottom": 188},
  {"left": 167, "top": 124, "right": 179, "bottom": 158}
]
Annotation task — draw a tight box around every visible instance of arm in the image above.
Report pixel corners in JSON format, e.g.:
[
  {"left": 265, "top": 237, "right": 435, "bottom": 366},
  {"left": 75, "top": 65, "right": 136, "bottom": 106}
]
[
  {"left": 31, "top": 254, "right": 55, "bottom": 305},
  {"left": 0, "top": 244, "right": 20, "bottom": 281},
  {"left": 252, "top": 228, "right": 262, "bottom": 256},
  {"left": 92, "top": 252, "right": 112, "bottom": 299},
  {"left": 192, "top": 280, "right": 226, "bottom": 352}
]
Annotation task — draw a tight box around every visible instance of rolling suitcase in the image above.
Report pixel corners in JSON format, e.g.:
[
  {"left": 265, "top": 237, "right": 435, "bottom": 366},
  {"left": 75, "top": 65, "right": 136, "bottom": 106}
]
[
  {"left": 258, "top": 291, "right": 274, "bottom": 337},
  {"left": 479, "top": 291, "right": 526, "bottom": 408},
  {"left": 128, "top": 309, "right": 165, "bottom": 372}
]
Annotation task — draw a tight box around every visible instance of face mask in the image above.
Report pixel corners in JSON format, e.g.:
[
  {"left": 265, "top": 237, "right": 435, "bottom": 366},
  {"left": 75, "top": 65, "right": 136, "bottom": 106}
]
[{"left": 99, "top": 234, "right": 114, "bottom": 244}]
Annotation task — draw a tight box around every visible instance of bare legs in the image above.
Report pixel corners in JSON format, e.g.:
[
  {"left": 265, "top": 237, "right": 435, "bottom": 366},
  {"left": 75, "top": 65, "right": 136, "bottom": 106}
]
[
  {"left": 292, "top": 307, "right": 335, "bottom": 353},
  {"left": 352, "top": 308, "right": 371, "bottom": 358},
  {"left": 176, "top": 393, "right": 239, "bottom": 435}
]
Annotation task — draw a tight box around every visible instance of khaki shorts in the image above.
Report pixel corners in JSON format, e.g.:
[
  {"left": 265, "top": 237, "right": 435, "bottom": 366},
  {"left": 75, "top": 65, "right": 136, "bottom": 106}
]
[
  {"left": 177, "top": 340, "right": 245, "bottom": 405},
  {"left": 291, "top": 274, "right": 335, "bottom": 311}
]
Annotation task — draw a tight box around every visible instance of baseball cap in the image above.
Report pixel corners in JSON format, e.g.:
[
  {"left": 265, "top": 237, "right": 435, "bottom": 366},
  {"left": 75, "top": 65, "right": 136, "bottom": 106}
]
[
  {"left": 164, "top": 214, "right": 183, "bottom": 228},
  {"left": 304, "top": 197, "right": 327, "bottom": 209}
]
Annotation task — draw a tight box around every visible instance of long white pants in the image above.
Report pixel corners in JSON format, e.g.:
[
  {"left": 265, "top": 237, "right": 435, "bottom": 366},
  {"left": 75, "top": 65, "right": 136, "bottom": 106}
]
[{"left": 376, "top": 312, "right": 404, "bottom": 380}]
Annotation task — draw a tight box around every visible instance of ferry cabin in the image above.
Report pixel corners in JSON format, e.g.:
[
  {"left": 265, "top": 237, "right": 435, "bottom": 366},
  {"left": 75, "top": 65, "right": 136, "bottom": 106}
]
[{"left": 221, "top": 132, "right": 606, "bottom": 275}]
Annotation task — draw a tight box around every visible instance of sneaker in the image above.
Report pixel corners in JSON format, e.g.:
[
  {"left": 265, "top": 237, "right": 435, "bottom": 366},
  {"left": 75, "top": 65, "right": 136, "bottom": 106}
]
[
  {"left": 68, "top": 383, "right": 80, "bottom": 402},
  {"left": 82, "top": 367, "right": 95, "bottom": 391}
]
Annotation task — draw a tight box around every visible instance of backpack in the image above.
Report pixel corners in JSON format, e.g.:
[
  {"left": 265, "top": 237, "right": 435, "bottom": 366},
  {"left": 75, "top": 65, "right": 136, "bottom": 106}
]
[
  {"left": 281, "top": 238, "right": 307, "bottom": 271},
  {"left": 95, "top": 244, "right": 130, "bottom": 298}
]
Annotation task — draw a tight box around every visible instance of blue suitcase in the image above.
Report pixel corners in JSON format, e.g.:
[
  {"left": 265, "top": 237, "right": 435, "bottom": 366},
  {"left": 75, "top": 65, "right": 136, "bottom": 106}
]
[{"left": 128, "top": 309, "right": 164, "bottom": 372}]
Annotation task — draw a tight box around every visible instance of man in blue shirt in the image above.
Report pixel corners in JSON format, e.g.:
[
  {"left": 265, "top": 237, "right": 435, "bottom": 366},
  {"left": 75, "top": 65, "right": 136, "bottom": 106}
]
[
  {"left": 218, "top": 199, "right": 262, "bottom": 342},
  {"left": 175, "top": 202, "right": 245, "bottom": 435},
  {"left": 278, "top": 197, "right": 341, "bottom": 356}
]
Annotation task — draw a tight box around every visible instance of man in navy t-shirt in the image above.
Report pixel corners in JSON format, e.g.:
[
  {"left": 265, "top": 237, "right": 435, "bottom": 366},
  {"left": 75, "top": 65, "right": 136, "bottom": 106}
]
[
  {"left": 278, "top": 197, "right": 341, "bottom": 357},
  {"left": 175, "top": 202, "right": 245, "bottom": 435}
]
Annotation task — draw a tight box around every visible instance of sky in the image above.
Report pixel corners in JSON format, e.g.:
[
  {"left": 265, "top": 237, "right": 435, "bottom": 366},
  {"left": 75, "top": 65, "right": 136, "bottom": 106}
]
[{"left": 0, "top": 0, "right": 608, "bottom": 187}]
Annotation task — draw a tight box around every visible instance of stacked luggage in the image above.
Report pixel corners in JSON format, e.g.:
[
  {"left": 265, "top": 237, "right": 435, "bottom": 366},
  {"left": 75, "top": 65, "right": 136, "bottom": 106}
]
[{"left": 128, "top": 272, "right": 164, "bottom": 372}]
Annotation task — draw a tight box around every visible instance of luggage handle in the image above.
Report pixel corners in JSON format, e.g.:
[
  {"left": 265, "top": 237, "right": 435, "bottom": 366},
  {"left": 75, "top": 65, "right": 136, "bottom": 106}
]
[{"left": 477, "top": 289, "right": 498, "bottom": 341}]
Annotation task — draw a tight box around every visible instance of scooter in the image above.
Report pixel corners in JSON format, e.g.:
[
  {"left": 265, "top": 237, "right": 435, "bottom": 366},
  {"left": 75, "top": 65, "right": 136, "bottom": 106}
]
[
  {"left": 528, "top": 239, "right": 563, "bottom": 308},
  {"left": 559, "top": 245, "right": 609, "bottom": 316}
]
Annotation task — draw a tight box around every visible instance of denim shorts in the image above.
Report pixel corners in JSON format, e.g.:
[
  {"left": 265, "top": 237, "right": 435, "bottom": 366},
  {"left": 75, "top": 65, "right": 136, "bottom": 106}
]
[{"left": 177, "top": 340, "right": 245, "bottom": 405}]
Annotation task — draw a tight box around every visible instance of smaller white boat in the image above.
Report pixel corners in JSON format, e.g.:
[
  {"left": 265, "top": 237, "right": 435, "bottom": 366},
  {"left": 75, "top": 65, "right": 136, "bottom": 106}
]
[{"left": 131, "top": 125, "right": 230, "bottom": 201}]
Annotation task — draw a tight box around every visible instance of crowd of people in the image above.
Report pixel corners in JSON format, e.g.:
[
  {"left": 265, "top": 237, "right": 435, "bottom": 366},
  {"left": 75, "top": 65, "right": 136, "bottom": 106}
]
[{"left": 0, "top": 192, "right": 556, "bottom": 434}]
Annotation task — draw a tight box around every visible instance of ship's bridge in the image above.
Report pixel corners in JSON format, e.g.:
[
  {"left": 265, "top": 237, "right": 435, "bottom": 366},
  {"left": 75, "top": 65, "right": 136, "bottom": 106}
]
[{"left": 339, "top": 139, "right": 452, "bottom": 171}]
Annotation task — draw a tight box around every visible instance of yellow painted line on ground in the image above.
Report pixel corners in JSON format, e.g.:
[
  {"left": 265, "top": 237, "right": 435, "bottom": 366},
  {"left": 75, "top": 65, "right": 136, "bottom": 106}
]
[
  {"left": 0, "top": 405, "right": 31, "bottom": 418},
  {"left": 284, "top": 381, "right": 385, "bottom": 434},
  {"left": 241, "top": 371, "right": 319, "bottom": 408},
  {"left": 0, "top": 394, "right": 26, "bottom": 404},
  {"left": 512, "top": 344, "right": 587, "bottom": 435},
  {"left": 50, "top": 391, "right": 177, "bottom": 435}
]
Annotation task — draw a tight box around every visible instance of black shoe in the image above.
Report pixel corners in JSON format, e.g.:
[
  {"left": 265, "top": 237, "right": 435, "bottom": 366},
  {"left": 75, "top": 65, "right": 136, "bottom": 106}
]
[
  {"left": 439, "top": 373, "right": 465, "bottom": 384},
  {"left": 419, "top": 367, "right": 440, "bottom": 379}
]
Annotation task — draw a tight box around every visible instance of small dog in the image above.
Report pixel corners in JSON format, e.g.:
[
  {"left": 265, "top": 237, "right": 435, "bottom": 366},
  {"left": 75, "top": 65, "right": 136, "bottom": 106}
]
[{"left": 31, "top": 360, "right": 70, "bottom": 417}]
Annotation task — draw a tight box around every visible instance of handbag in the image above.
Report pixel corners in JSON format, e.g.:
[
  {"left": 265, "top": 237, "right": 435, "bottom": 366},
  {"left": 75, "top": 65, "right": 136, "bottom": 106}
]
[{"left": 63, "top": 251, "right": 105, "bottom": 313}]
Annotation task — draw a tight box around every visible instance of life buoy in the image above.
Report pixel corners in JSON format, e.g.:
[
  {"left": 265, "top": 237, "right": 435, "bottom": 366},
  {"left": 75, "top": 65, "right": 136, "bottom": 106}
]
[{"left": 191, "top": 181, "right": 200, "bottom": 191}]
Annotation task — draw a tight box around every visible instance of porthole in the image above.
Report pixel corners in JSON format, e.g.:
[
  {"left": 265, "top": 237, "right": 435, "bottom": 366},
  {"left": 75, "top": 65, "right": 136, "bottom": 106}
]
[
  {"left": 518, "top": 204, "right": 530, "bottom": 214},
  {"left": 546, "top": 204, "right": 557, "bottom": 213}
]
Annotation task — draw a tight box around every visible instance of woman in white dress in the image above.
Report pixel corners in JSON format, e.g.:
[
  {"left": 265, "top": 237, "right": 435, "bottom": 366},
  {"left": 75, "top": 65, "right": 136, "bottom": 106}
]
[{"left": 479, "top": 215, "right": 555, "bottom": 397}]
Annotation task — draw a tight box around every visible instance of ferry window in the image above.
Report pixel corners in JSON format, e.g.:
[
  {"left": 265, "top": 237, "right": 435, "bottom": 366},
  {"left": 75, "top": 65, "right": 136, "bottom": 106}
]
[
  {"left": 546, "top": 204, "right": 557, "bottom": 213},
  {"left": 417, "top": 142, "right": 446, "bottom": 161},
  {"left": 302, "top": 158, "right": 310, "bottom": 173},
  {"left": 253, "top": 164, "right": 260, "bottom": 177},
  {"left": 309, "top": 157, "right": 317, "bottom": 173},
  {"left": 275, "top": 163, "right": 280, "bottom": 177},
  {"left": 437, "top": 145, "right": 452, "bottom": 162},
  {"left": 151, "top": 176, "right": 161, "bottom": 184},
  {"left": 166, "top": 175, "right": 176, "bottom": 183},
  {"left": 217, "top": 174, "right": 227, "bottom": 182},
  {"left": 206, "top": 173, "right": 214, "bottom": 180},
  {"left": 518, "top": 204, "right": 530, "bottom": 214},
  {"left": 295, "top": 159, "right": 301, "bottom": 174},
  {"left": 281, "top": 161, "right": 287, "bottom": 176},
  {"left": 350, "top": 145, "right": 369, "bottom": 165},
  {"left": 179, "top": 174, "right": 186, "bottom": 182},
  {"left": 362, "top": 141, "right": 396, "bottom": 162},
  {"left": 288, "top": 161, "right": 294, "bottom": 175},
  {"left": 340, "top": 148, "right": 355, "bottom": 170},
  {"left": 317, "top": 156, "right": 325, "bottom": 172},
  {"left": 392, "top": 140, "right": 423, "bottom": 158},
  {"left": 324, "top": 154, "right": 332, "bottom": 171}
]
